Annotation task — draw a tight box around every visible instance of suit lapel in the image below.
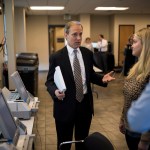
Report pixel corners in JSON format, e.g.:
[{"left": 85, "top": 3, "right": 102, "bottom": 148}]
[
  {"left": 61, "top": 47, "right": 75, "bottom": 83},
  {"left": 80, "top": 48, "right": 89, "bottom": 82}
]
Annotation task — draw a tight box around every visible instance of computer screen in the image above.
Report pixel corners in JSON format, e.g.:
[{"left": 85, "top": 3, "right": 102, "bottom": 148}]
[
  {"left": 2, "top": 87, "right": 20, "bottom": 101},
  {"left": 92, "top": 42, "right": 98, "bottom": 48},
  {"left": 0, "top": 91, "right": 19, "bottom": 145},
  {"left": 11, "top": 71, "right": 30, "bottom": 104}
]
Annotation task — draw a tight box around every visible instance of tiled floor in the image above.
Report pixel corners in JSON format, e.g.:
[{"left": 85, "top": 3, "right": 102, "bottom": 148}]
[{"left": 33, "top": 71, "right": 128, "bottom": 150}]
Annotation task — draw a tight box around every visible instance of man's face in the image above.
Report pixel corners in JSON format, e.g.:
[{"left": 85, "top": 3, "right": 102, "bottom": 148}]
[{"left": 65, "top": 24, "right": 83, "bottom": 49}]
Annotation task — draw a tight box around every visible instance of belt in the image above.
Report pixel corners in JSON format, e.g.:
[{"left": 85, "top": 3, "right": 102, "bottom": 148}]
[{"left": 76, "top": 93, "right": 88, "bottom": 103}]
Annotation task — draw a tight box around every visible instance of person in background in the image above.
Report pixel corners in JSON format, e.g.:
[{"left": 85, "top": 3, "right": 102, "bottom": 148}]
[
  {"left": 96, "top": 34, "right": 108, "bottom": 73},
  {"left": 82, "top": 37, "right": 94, "bottom": 52},
  {"left": 123, "top": 34, "right": 137, "bottom": 76},
  {"left": 127, "top": 81, "right": 150, "bottom": 133},
  {"left": 45, "top": 21, "right": 115, "bottom": 150},
  {"left": 119, "top": 28, "right": 150, "bottom": 150}
]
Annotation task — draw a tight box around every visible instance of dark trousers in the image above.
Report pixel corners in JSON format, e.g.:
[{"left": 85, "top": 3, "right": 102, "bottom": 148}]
[
  {"left": 125, "top": 130, "right": 150, "bottom": 150},
  {"left": 55, "top": 98, "right": 92, "bottom": 150},
  {"left": 125, "top": 133, "right": 140, "bottom": 150}
]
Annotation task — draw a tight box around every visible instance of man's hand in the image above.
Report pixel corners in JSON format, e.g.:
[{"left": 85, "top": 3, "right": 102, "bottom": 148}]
[
  {"left": 55, "top": 90, "right": 65, "bottom": 100},
  {"left": 102, "top": 71, "right": 115, "bottom": 83}
]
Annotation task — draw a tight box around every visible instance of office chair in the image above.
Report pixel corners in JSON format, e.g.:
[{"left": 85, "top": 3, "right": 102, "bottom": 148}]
[
  {"left": 93, "top": 52, "right": 103, "bottom": 71},
  {"left": 84, "top": 132, "right": 114, "bottom": 150},
  {"left": 59, "top": 132, "right": 114, "bottom": 150}
]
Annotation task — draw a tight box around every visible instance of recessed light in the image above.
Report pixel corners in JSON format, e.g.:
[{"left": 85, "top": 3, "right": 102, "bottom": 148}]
[
  {"left": 30, "top": 6, "right": 64, "bottom": 10},
  {"left": 95, "top": 7, "right": 129, "bottom": 11}
]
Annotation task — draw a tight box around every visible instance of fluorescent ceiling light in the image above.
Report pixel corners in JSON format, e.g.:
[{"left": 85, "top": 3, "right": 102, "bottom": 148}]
[
  {"left": 30, "top": 6, "right": 64, "bottom": 10},
  {"left": 0, "top": 7, "right": 1, "bottom": 10},
  {"left": 95, "top": 7, "right": 129, "bottom": 11}
]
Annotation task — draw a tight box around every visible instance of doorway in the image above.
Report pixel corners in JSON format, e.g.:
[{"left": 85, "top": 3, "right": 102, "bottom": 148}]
[
  {"left": 48, "top": 25, "right": 65, "bottom": 55},
  {"left": 118, "top": 25, "right": 135, "bottom": 66}
]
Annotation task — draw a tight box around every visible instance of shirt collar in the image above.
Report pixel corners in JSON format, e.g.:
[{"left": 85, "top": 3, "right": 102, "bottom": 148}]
[{"left": 67, "top": 44, "right": 80, "bottom": 55}]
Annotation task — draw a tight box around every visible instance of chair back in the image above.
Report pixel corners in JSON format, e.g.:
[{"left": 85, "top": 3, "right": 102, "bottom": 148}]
[
  {"left": 93, "top": 52, "right": 103, "bottom": 70},
  {"left": 84, "top": 132, "right": 114, "bottom": 150}
]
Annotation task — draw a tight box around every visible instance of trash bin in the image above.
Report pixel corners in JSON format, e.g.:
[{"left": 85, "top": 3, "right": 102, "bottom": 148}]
[{"left": 16, "top": 53, "right": 39, "bottom": 96}]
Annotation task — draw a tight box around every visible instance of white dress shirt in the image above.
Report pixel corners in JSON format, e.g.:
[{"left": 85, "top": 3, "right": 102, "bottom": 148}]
[
  {"left": 96, "top": 39, "right": 108, "bottom": 52},
  {"left": 67, "top": 45, "right": 87, "bottom": 94}
]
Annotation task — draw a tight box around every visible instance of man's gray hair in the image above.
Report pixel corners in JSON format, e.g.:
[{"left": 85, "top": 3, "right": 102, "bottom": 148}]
[{"left": 64, "top": 21, "right": 83, "bottom": 34}]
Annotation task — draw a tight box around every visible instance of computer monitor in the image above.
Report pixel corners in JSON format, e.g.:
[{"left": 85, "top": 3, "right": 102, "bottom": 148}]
[
  {"left": 0, "top": 90, "right": 19, "bottom": 145},
  {"left": 11, "top": 71, "right": 30, "bottom": 104},
  {"left": 92, "top": 42, "right": 98, "bottom": 48}
]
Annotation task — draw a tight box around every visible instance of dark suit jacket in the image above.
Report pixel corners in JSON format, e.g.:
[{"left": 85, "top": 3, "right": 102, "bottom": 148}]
[{"left": 45, "top": 46, "right": 107, "bottom": 122}]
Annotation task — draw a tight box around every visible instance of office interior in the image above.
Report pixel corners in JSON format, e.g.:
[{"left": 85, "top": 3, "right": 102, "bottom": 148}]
[{"left": 0, "top": 0, "right": 150, "bottom": 149}]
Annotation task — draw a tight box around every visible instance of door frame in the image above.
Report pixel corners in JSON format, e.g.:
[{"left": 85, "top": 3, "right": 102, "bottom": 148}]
[
  {"left": 48, "top": 25, "right": 65, "bottom": 55},
  {"left": 118, "top": 25, "right": 135, "bottom": 66}
]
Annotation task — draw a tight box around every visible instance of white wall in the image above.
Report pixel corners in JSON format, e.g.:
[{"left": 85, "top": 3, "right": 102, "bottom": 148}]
[
  {"left": 91, "top": 15, "right": 110, "bottom": 42},
  {"left": 15, "top": 8, "right": 26, "bottom": 53},
  {"left": 80, "top": 14, "right": 91, "bottom": 45},
  {"left": 48, "top": 15, "right": 79, "bottom": 25},
  {"left": 26, "top": 15, "right": 49, "bottom": 71}
]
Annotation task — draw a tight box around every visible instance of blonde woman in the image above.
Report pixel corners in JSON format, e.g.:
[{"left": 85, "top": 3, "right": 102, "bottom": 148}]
[{"left": 119, "top": 28, "right": 150, "bottom": 150}]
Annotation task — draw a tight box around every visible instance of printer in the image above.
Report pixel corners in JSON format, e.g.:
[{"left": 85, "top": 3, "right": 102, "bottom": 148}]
[{"left": 1, "top": 87, "right": 39, "bottom": 120}]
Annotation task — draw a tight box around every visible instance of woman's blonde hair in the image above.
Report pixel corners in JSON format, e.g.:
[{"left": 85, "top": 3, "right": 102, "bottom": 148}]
[{"left": 127, "top": 28, "right": 150, "bottom": 80}]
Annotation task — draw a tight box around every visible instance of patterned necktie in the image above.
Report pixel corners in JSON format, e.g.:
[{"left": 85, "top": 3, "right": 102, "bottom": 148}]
[{"left": 73, "top": 50, "right": 84, "bottom": 102}]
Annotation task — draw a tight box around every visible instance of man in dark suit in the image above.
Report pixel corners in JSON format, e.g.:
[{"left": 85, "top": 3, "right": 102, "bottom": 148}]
[{"left": 45, "top": 21, "right": 115, "bottom": 150}]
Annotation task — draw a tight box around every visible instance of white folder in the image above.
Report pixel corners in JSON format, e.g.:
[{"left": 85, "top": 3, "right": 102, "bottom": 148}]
[{"left": 54, "top": 66, "right": 66, "bottom": 92}]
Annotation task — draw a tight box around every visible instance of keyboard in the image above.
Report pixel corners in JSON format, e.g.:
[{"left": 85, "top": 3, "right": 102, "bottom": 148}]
[
  {"left": 2, "top": 87, "right": 21, "bottom": 101},
  {"left": 9, "top": 92, "right": 20, "bottom": 100}
]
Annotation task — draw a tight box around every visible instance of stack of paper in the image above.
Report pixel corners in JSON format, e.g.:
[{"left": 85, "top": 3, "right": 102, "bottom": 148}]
[
  {"left": 54, "top": 66, "right": 66, "bottom": 92},
  {"left": 93, "top": 66, "right": 102, "bottom": 72}
]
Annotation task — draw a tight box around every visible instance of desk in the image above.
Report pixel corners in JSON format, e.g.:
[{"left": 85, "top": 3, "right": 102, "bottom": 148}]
[
  {"left": 16, "top": 117, "right": 35, "bottom": 150},
  {"left": 16, "top": 135, "right": 34, "bottom": 150},
  {"left": 21, "top": 117, "right": 34, "bottom": 135}
]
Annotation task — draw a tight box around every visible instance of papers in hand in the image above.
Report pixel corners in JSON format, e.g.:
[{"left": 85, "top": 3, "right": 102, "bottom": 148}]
[
  {"left": 54, "top": 66, "right": 66, "bottom": 92},
  {"left": 93, "top": 66, "right": 102, "bottom": 72}
]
